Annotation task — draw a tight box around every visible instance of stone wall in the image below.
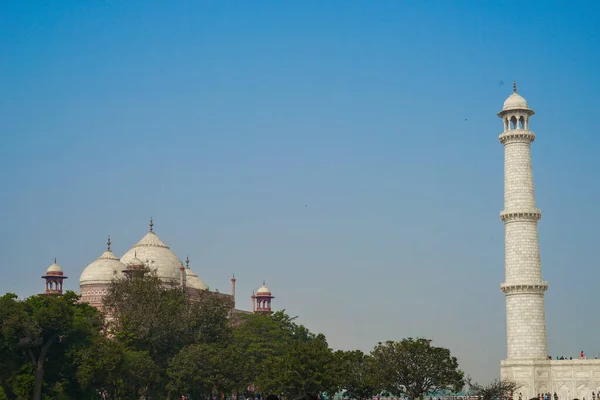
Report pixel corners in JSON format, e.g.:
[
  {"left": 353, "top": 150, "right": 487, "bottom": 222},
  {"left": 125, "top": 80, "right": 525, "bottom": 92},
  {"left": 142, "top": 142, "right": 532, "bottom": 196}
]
[{"left": 501, "top": 359, "right": 600, "bottom": 400}]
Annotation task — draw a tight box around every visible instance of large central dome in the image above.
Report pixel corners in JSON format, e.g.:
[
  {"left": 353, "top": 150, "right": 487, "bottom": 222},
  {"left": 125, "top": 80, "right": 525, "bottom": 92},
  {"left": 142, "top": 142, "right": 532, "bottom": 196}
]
[{"left": 120, "top": 225, "right": 183, "bottom": 284}]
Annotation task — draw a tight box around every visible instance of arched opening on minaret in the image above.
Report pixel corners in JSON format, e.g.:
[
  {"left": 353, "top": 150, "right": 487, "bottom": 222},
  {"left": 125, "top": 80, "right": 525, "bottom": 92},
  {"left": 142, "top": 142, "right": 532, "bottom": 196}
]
[
  {"left": 510, "top": 116, "right": 518, "bottom": 130},
  {"left": 504, "top": 118, "right": 509, "bottom": 131},
  {"left": 519, "top": 116, "right": 525, "bottom": 129}
]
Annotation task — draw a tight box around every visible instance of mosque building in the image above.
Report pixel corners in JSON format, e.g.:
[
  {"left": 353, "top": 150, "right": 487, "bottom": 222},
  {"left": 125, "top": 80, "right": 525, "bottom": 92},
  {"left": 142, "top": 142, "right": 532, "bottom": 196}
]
[
  {"left": 498, "top": 84, "right": 600, "bottom": 400},
  {"left": 41, "top": 218, "right": 274, "bottom": 315}
]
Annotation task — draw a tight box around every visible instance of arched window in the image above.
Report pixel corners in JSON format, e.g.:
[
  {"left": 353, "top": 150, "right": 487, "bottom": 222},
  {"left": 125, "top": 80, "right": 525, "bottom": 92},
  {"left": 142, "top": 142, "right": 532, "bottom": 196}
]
[
  {"left": 510, "top": 116, "right": 518, "bottom": 130},
  {"left": 504, "top": 118, "right": 509, "bottom": 131},
  {"left": 519, "top": 116, "right": 525, "bottom": 129}
]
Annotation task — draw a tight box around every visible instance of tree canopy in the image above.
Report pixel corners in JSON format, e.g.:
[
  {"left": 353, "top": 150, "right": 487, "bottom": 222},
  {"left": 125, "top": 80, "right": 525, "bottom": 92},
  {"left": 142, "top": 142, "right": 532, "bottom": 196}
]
[
  {"left": 0, "top": 291, "right": 103, "bottom": 400},
  {"left": 371, "top": 338, "right": 465, "bottom": 400},
  {"left": 1, "top": 274, "right": 467, "bottom": 400},
  {"left": 333, "top": 350, "right": 381, "bottom": 400}
]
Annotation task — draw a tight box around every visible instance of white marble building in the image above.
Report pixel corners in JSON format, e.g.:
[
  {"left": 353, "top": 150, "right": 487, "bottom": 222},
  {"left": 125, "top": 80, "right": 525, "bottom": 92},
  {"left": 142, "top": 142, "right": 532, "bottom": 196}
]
[{"left": 498, "top": 84, "right": 600, "bottom": 400}]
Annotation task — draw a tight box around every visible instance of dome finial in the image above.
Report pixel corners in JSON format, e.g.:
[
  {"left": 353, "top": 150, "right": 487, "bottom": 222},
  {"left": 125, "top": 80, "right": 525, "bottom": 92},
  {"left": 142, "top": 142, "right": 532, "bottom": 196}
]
[
  {"left": 107, "top": 235, "right": 111, "bottom": 251},
  {"left": 513, "top": 81, "right": 517, "bottom": 93},
  {"left": 263, "top": 280, "right": 266, "bottom": 285},
  {"left": 54, "top": 257, "right": 57, "bottom": 264},
  {"left": 149, "top": 217, "right": 154, "bottom": 232},
  {"left": 186, "top": 255, "right": 190, "bottom": 268}
]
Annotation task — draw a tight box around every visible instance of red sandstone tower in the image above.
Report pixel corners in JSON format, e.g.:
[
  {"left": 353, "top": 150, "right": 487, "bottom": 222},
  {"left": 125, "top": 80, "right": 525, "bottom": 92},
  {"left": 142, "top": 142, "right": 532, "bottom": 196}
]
[
  {"left": 42, "top": 259, "right": 68, "bottom": 295},
  {"left": 252, "top": 281, "right": 274, "bottom": 314}
]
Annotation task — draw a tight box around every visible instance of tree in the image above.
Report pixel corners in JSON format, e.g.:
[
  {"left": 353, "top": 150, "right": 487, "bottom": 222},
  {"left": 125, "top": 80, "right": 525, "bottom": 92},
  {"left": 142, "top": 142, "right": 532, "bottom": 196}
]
[
  {"left": 371, "top": 338, "right": 464, "bottom": 400},
  {"left": 334, "top": 350, "right": 381, "bottom": 400},
  {"left": 0, "top": 291, "right": 103, "bottom": 400},
  {"left": 230, "top": 311, "right": 293, "bottom": 394},
  {"left": 467, "top": 378, "right": 521, "bottom": 400},
  {"left": 167, "top": 342, "right": 238, "bottom": 398},
  {"left": 230, "top": 311, "right": 338, "bottom": 400},
  {"left": 258, "top": 329, "right": 337, "bottom": 399},
  {"left": 74, "top": 337, "right": 159, "bottom": 400},
  {"left": 102, "top": 267, "right": 233, "bottom": 396}
]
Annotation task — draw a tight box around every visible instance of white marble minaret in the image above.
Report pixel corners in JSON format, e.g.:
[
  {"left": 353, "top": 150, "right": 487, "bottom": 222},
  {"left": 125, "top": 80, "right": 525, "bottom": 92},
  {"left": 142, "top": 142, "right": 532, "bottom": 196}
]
[
  {"left": 498, "top": 85, "right": 600, "bottom": 400},
  {"left": 498, "top": 82, "right": 548, "bottom": 360}
]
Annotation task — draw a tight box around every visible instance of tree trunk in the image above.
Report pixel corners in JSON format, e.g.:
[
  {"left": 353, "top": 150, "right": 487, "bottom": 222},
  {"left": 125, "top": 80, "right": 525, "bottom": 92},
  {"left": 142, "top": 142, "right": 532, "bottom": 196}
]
[
  {"left": 32, "top": 337, "right": 55, "bottom": 400},
  {"left": 32, "top": 357, "right": 45, "bottom": 400}
]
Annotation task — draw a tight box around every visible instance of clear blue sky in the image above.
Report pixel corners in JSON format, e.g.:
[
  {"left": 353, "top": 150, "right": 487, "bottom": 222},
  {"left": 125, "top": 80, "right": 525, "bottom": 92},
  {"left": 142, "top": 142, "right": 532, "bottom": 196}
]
[{"left": 1, "top": 0, "right": 599, "bottom": 384}]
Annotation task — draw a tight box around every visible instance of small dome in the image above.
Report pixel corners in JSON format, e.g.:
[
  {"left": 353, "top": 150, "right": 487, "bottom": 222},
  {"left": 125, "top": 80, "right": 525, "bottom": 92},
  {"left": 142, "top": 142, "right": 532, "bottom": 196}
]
[
  {"left": 127, "top": 255, "right": 144, "bottom": 267},
  {"left": 502, "top": 92, "right": 528, "bottom": 111},
  {"left": 256, "top": 283, "right": 271, "bottom": 295},
  {"left": 47, "top": 261, "right": 63, "bottom": 274},
  {"left": 185, "top": 267, "right": 209, "bottom": 291},
  {"left": 80, "top": 249, "right": 126, "bottom": 286}
]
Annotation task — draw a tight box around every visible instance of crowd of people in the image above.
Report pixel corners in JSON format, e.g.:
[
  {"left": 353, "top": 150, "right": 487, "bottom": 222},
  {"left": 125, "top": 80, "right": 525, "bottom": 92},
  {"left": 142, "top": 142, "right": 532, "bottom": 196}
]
[{"left": 548, "top": 351, "right": 595, "bottom": 360}]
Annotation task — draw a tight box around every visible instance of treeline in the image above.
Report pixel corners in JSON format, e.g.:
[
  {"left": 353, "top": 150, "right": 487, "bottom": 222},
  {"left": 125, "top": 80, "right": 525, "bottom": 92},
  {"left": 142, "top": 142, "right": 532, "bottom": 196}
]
[{"left": 0, "top": 270, "right": 464, "bottom": 400}]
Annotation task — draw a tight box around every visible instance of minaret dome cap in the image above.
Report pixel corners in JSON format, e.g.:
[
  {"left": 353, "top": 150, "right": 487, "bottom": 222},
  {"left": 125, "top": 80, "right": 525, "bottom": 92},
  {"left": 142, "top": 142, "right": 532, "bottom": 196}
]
[
  {"left": 502, "top": 92, "right": 530, "bottom": 111},
  {"left": 256, "top": 282, "right": 271, "bottom": 295},
  {"left": 47, "top": 260, "right": 63, "bottom": 274},
  {"left": 499, "top": 82, "right": 534, "bottom": 115}
]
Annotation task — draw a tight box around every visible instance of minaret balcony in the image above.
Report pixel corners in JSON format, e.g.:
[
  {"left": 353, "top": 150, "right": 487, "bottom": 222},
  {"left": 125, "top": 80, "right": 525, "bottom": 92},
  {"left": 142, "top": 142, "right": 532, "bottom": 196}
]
[
  {"left": 500, "top": 282, "right": 548, "bottom": 294},
  {"left": 499, "top": 130, "right": 536, "bottom": 144},
  {"left": 500, "top": 210, "right": 542, "bottom": 222}
]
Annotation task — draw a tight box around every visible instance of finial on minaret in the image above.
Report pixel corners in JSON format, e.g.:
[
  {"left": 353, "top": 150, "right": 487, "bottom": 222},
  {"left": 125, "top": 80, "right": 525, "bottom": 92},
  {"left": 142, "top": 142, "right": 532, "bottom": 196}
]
[
  {"left": 107, "top": 235, "right": 111, "bottom": 251},
  {"left": 149, "top": 217, "right": 154, "bottom": 232},
  {"left": 185, "top": 255, "right": 190, "bottom": 268},
  {"left": 513, "top": 81, "right": 517, "bottom": 93},
  {"left": 54, "top": 257, "right": 56, "bottom": 264},
  {"left": 263, "top": 280, "right": 266, "bottom": 285}
]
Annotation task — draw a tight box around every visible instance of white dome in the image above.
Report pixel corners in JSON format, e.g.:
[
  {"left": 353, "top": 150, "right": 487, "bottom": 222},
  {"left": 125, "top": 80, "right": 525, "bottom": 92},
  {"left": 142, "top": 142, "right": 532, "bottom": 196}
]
[
  {"left": 80, "top": 249, "right": 126, "bottom": 286},
  {"left": 47, "top": 261, "right": 63, "bottom": 273},
  {"left": 256, "top": 283, "right": 271, "bottom": 295},
  {"left": 185, "top": 267, "right": 209, "bottom": 291},
  {"left": 502, "top": 92, "right": 529, "bottom": 111},
  {"left": 120, "top": 231, "right": 182, "bottom": 283}
]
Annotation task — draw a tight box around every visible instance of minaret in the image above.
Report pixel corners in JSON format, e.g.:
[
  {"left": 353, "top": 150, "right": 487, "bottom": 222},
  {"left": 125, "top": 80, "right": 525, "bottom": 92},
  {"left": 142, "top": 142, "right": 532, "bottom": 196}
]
[
  {"left": 498, "top": 82, "right": 548, "bottom": 359},
  {"left": 231, "top": 274, "right": 236, "bottom": 309},
  {"left": 254, "top": 281, "right": 274, "bottom": 314},
  {"left": 179, "top": 262, "right": 186, "bottom": 288},
  {"left": 42, "top": 258, "right": 68, "bottom": 295}
]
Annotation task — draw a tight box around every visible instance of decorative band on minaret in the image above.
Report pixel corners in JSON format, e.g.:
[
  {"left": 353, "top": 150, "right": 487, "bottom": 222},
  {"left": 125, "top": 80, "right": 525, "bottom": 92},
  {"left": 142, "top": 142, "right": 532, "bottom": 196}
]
[{"left": 498, "top": 83, "right": 548, "bottom": 360}]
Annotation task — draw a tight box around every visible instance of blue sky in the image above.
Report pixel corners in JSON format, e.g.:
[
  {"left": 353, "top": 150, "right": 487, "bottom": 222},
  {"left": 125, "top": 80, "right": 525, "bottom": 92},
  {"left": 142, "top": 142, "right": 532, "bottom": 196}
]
[{"left": 1, "top": 0, "right": 599, "bottom": 383}]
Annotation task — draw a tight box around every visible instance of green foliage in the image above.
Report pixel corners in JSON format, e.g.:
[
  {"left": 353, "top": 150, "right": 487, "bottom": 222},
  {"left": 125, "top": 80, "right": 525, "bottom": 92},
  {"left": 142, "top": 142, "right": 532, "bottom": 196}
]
[
  {"left": 230, "top": 312, "right": 337, "bottom": 399},
  {"left": 371, "top": 338, "right": 465, "bottom": 400},
  {"left": 334, "top": 350, "right": 381, "bottom": 400},
  {"left": 167, "top": 342, "right": 237, "bottom": 397},
  {"left": 0, "top": 291, "right": 103, "bottom": 400},
  {"left": 1, "top": 276, "right": 468, "bottom": 400},
  {"left": 74, "top": 336, "right": 159, "bottom": 399},
  {"left": 101, "top": 267, "right": 233, "bottom": 397},
  {"left": 269, "top": 332, "right": 337, "bottom": 399},
  {"left": 230, "top": 311, "right": 293, "bottom": 390}
]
